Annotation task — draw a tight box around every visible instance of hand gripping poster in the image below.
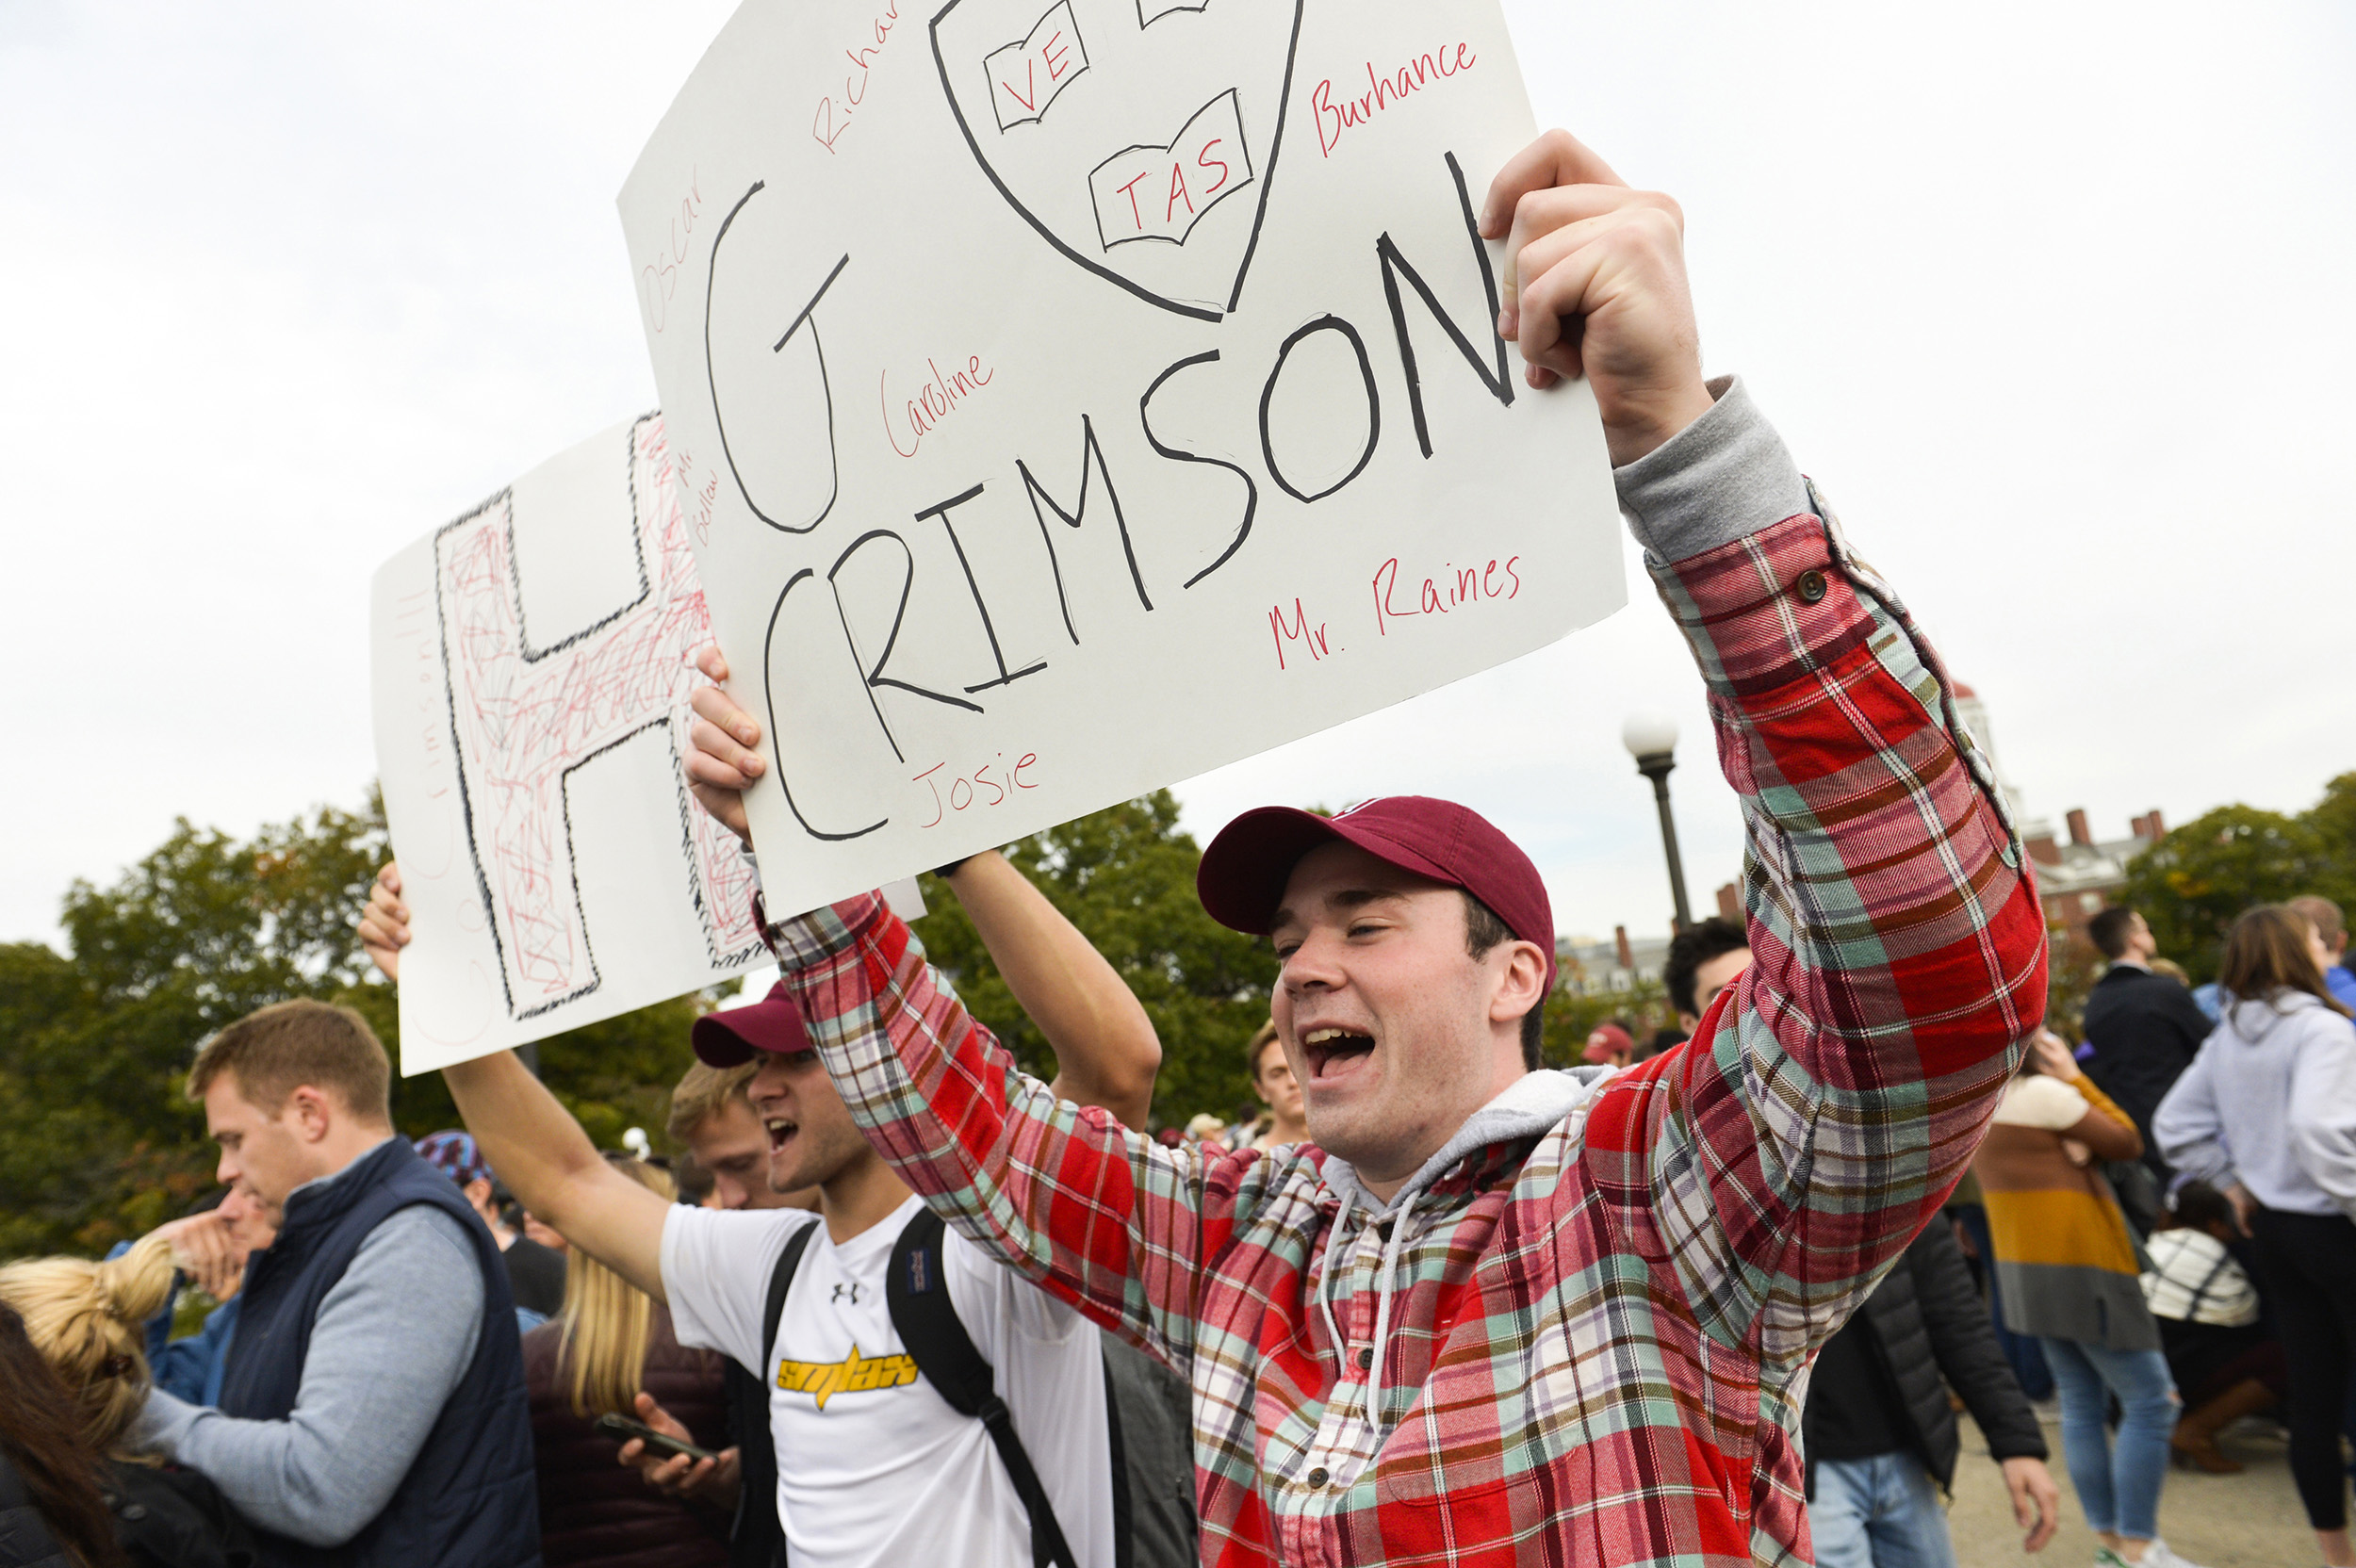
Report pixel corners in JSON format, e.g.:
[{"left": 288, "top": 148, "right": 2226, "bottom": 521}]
[{"left": 617, "top": 0, "right": 1625, "bottom": 919}]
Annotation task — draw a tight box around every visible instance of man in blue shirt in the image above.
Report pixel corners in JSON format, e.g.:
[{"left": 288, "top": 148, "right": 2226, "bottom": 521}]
[
  {"left": 129, "top": 1184, "right": 279, "bottom": 1406},
  {"left": 2290, "top": 896, "right": 2356, "bottom": 1012}
]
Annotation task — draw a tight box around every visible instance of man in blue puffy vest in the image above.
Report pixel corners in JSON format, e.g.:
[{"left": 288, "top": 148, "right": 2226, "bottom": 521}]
[{"left": 131, "top": 998, "right": 539, "bottom": 1568}]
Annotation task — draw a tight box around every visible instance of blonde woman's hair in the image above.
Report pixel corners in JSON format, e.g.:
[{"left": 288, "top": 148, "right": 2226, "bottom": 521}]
[
  {"left": 557, "top": 1158, "right": 677, "bottom": 1417},
  {"left": 0, "top": 1232, "right": 177, "bottom": 1456}
]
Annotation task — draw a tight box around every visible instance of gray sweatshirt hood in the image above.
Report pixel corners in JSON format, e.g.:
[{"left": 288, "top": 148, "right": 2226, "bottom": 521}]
[
  {"left": 2224, "top": 989, "right": 2323, "bottom": 1044},
  {"left": 1318, "top": 1066, "right": 1616, "bottom": 1217},
  {"left": 1314, "top": 1066, "right": 1618, "bottom": 1427}
]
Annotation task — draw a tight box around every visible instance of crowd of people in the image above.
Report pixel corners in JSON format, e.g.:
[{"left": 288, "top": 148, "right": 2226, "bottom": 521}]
[{"left": 1, "top": 124, "right": 2351, "bottom": 1568}]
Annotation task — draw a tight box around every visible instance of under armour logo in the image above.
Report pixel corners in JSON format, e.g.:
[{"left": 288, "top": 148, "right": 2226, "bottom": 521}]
[{"left": 830, "top": 1282, "right": 863, "bottom": 1304}]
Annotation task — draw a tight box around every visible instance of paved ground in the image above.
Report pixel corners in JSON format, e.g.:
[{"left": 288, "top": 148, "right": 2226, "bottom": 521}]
[{"left": 1949, "top": 1409, "right": 2312, "bottom": 1568}]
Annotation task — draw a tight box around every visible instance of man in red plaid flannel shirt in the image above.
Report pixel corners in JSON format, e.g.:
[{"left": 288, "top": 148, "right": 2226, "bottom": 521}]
[{"left": 685, "top": 129, "right": 2048, "bottom": 1566}]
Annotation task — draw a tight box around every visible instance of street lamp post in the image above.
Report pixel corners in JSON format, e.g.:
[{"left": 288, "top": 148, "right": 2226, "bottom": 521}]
[{"left": 1621, "top": 712, "right": 1693, "bottom": 933}]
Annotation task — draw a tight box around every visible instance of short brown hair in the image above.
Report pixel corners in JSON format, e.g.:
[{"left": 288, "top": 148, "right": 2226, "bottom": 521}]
[
  {"left": 2087, "top": 906, "right": 2143, "bottom": 960},
  {"left": 1243, "top": 1020, "right": 1281, "bottom": 1082},
  {"left": 2219, "top": 904, "right": 2351, "bottom": 1018},
  {"left": 667, "top": 1060, "right": 759, "bottom": 1143},
  {"left": 186, "top": 999, "right": 392, "bottom": 1121},
  {"left": 2288, "top": 894, "right": 2347, "bottom": 949},
  {"left": 1463, "top": 891, "right": 1546, "bottom": 1070}
]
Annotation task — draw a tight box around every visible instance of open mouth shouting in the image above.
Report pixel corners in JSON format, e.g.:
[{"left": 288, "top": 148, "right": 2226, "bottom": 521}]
[
  {"left": 764, "top": 1117, "right": 799, "bottom": 1158},
  {"left": 1299, "top": 1025, "right": 1377, "bottom": 1084}
]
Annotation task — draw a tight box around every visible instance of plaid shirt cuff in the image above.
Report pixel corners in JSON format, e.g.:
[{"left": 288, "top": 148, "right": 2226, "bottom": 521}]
[{"left": 764, "top": 891, "right": 884, "bottom": 970}]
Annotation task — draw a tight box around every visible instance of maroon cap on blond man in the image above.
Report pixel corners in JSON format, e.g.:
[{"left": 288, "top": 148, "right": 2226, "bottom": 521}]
[
  {"left": 691, "top": 981, "right": 813, "bottom": 1067},
  {"left": 1196, "top": 796, "right": 1558, "bottom": 993}
]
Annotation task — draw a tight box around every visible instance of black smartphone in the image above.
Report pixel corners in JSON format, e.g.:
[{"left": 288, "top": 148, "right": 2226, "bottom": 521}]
[{"left": 593, "top": 1413, "right": 717, "bottom": 1464}]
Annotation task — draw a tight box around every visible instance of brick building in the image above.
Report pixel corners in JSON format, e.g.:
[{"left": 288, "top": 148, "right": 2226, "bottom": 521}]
[{"left": 1951, "top": 680, "right": 2165, "bottom": 938}]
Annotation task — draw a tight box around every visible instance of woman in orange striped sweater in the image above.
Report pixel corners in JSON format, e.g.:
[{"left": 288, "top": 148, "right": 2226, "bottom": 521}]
[{"left": 1975, "top": 1029, "right": 2198, "bottom": 1568}]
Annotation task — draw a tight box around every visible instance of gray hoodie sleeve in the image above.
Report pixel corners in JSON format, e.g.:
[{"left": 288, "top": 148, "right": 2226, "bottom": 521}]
[
  {"left": 2153, "top": 1046, "right": 2233, "bottom": 1191},
  {"left": 1612, "top": 374, "right": 1814, "bottom": 564},
  {"left": 133, "top": 1203, "right": 485, "bottom": 1547},
  {"left": 2289, "top": 1013, "right": 2356, "bottom": 1219}
]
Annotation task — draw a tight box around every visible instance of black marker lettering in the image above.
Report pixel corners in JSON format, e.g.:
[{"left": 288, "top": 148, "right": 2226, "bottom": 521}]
[
  {"left": 761, "top": 569, "right": 887, "bottom": 841},
  {"left": 1140, "top": 351, "right": 1258, "bottom": 590},
  {"left": 706, "top": 180, "right": 844, "bottom": 533},
  {"left": 915, "top": 484, "right": 1049, "bottom": 694},
  {"left": 828, "top": 530, "right": 982, "bottom": 768},
  {"left": 1377, "top": 152, "right": 1513, "bottom": 460},
  {"left": 1258, "top": 314, "right": 1380, "bottom": 503},
  {"left": 1016, "top": 415, "right": 1153, "bottom": 643}
]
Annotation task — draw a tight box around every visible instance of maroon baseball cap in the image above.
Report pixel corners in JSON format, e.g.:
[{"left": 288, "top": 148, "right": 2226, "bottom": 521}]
[
  {"left": 1196, "top": 796, "right": 1557, "bottom": 993},
  {"left": 1582, "top": 1022, "right": 1634, "bottom": 1065},
  {"left": 691, "top": 981, "right": 812, "bottom": 1068}
]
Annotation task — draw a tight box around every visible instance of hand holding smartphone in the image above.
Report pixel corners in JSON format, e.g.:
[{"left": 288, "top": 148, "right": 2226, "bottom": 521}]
[{"left": 594, "top": 1413, "right": 717, "bottom": 1464}]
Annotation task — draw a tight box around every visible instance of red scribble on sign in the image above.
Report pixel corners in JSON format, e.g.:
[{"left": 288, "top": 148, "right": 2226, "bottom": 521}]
[{"left": 435, "top": 416, "right": 761, "bottom": 1014}]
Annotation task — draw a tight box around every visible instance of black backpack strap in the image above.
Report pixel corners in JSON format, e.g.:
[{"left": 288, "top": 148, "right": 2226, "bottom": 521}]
[
  {"left": 730, "top": 1218, "right": 818, "bottom": 1568},
  {"left": 887, "top": 1209, "right": 1079, "bottom": 1568},
  {"left": 763, "top": 1220, "right": 819, "bottom": 1369},
  {"left": 1101, "top": 1343, "right": 1135, "bottom": 1568}
]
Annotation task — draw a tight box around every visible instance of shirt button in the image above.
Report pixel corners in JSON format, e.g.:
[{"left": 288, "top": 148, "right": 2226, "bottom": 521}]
[
  {"left": 1355, "top": 1348, "right": 1373, "bottom": 1369},
  {"left": 1795, "top": 568, "right": 1828, "bottom": 604},
  {"left": 1306, "top": 1467, "right": 1330, "bottom": 1489}
]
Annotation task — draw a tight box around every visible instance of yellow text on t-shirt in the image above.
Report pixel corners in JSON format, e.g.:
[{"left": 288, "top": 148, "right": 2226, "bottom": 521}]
[{"left": 775, "top": 1344, "right": 921, "bottom": 1410}]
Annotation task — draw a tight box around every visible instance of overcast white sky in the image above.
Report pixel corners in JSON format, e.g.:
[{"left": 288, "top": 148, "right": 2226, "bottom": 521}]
[{"left": 4, "top": 1, "right": 2350, "bottom": 953}]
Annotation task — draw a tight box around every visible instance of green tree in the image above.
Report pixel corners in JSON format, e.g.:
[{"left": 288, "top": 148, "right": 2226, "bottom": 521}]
[
  {"left": 1, "top": 794, "right": 715, "bottom": 1260},
  {"left": 2116, "top": 804, "right": 2332, "bottom": 982},
  {"left": 2304, "top": 772, "right": 2356, "bottom": 914},
  {"left": 1540, "top": 973, "right": 1671, "bottom": 1068},
  {"left": 912, "top": 792, "right": 1278, "bottom": 1129}
]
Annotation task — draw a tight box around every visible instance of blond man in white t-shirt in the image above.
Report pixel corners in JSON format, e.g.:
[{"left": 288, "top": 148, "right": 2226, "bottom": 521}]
[{"left": 360, "top": 851, "right": 1163, "bottom": 1568}]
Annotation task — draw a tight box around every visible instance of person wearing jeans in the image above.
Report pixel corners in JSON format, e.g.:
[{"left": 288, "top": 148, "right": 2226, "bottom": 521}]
[
  {"left": 1811, "top": 1456, "right": 1955, "bottom": 1568},
  {"left": 2037, "top": 1339, "right": 2177, "bottom": 1553},
  {"left": 1803, "top": 1218, "right": 2058, "bottom": 1568},
  {"left": 2158, "top": 903, "right": 2356, "bottom": 1568},
  {"left": 1977, "top": 1030, "right": 2201, "bottom": 1568}
]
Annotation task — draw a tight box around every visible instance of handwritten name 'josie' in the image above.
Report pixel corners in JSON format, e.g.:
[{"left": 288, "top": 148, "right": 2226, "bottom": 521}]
[
  {"left": 913, "top": 751, "right": 1039, "bottom": 828},
  {"left": 882, "top": 354, "right": 994, "bottom": 459},
  {"left": 1312, "top": 43, "right": 1477, "bottom": 159}
]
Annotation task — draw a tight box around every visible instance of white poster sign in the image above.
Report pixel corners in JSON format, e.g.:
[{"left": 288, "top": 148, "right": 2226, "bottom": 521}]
[
  {"left": 617, "top": 0, "right": 1625, "bottom": 918},
  {"left": 372, "top": 416, "right": 765, "bottom": 1073}
]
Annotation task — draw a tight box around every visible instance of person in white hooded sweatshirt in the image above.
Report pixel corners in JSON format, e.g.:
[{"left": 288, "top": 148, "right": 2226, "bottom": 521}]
[{"left": 2156, "top": 904, "right": 2356, "bottom": 1568}]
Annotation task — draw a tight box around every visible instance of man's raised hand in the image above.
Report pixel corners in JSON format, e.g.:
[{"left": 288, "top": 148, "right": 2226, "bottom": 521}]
[
  {"left": 153, "top": 1211, "right": 246, "bottom": 1302},
  {"left": 1479, "top": 129, "right": 1714, "bottom": 466},
  {"left": 359, "top": 863, "right": 409, "bottom": 984},
  {"left": 683, "top": 645, "right": 763, "bottom": 847}
]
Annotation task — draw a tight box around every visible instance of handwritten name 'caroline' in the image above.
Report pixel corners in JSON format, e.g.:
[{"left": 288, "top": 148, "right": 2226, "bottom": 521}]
[{"left": 883, "top": 354, "right": 994, "bottom": 458}]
